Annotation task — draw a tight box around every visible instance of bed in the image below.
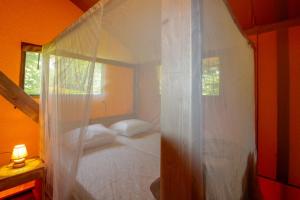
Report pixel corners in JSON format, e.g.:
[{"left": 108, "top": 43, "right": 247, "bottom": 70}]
[{"left": 73, "top": 132, "right": 161, "bottom": 200}]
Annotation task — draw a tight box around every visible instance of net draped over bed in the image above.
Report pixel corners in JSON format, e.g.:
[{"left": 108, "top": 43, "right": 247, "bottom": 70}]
[{"left": 40, "top": 0, "right": 256, "bottom": 199}]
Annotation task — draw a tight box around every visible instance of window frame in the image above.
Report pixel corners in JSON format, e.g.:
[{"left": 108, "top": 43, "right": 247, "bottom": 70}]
[
  {"left": 20, "top": 42, "right": 134, "bottom": 97},
  {"left": 20, "top": 42, "right": 42, "bottom": 97}
]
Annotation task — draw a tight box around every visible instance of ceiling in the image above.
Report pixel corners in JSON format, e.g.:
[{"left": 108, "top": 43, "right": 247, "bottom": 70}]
[
  {"left": 70, "top": 0, "right": 300, "bottom": 30},
  {"left": 70, "top": 0, "right": 99, "bottom": 11},
  {"left": 228, "top": 0, "right": 300, "bottom": 29}
]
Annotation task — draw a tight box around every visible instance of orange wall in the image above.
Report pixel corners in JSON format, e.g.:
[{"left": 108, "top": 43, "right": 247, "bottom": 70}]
[
  {"left": 91, "top": 64, "right": 134, "bottom": 119},
  {"left": 258, "top": 177, "right": 300, "bottom": 200},
  {"left": 0, "top": 0, "right": 82, "bottom": 165},
  {"left": 249, "top": 26, "right": 300, "bottom": 186},
  {"left": 250, "top": 32, "right": 278, "bottom": 179},
  {"left": 288, "top": 26, "right": 300, "bottom": 186}
]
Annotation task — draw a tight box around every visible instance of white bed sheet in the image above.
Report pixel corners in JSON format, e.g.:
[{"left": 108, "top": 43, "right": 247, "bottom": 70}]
[{"left": 75, "top": 132, "right": 161, "bottom": 200}]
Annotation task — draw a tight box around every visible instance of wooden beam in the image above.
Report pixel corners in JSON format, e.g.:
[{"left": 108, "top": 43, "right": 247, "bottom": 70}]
[
  {"left": 246, "top": 17, "right": 300, "bottom": 35},
  {"left": 0, "top": 71, "right": 39, "bottom": 123},
  {"left": 161, "top": 0, "right": 203, "bottom": 199},
  {"left": 54, "top": 50, "right": 137, "bottom": 68},
  {"left": 276, "top": 28, "right": 290, "bottom": 184},
  {"left": 21, "top": 42, "right": 42, "bottom": 52}
]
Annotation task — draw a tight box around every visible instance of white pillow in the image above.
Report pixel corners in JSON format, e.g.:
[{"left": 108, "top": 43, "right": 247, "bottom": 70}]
[
  {"left": 84, "top": 124, "right": 116, "bottom": 149},
  {"left": 64, "top": 124, "right": 115, "bottom": 150},
  {"left": 110, "top": 119, "right": 152, "bottom": 137}
]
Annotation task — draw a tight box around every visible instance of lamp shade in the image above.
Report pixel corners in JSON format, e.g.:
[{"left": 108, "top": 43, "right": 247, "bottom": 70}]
[{"left": 11, "top": 144, "right": 28, "bottom": 160}]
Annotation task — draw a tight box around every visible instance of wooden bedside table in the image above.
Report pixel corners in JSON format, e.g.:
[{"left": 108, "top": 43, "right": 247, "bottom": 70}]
[{"left": 0, "top": 158, "right": 45, "bottom": 199}]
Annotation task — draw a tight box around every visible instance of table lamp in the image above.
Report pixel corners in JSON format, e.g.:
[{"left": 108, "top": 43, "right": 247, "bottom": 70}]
[{"left": 11, "top": 144, "right": 28, "bottom": 168}]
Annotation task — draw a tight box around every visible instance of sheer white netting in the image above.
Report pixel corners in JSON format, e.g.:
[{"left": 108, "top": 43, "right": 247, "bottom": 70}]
[
  {"left": 41, "top": 0, "right": 161, "bottom": 199},
  {"left": 201, "top": 0, "right": 256, "bottom": 199},
  {"left": 40, "top": 0, "right": 256, "bottom": 199},
  {"left": 41, "top": 3, "right": 106, "bottom": 199}
]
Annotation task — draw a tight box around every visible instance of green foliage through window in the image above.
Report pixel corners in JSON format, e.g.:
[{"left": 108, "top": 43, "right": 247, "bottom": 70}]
[
  {"left": 24, "top": 52, "right": 41, "bottom": 95},
  {"left": 202, "top": 57, "right": 220, "bottom": 96},
  {"left": 23, "top": 52, "right": 103, "bottom": 96}
]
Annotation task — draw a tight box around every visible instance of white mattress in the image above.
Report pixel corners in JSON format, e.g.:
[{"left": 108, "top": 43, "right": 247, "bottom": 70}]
[{"left": 74, "top": 132, "right": 161, "bottom": 200}]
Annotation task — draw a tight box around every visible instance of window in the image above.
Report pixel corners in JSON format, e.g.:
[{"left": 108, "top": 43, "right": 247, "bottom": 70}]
[
  {"left": 23, "top": 51, "right": 41, "bottom": 96},
  {"left": 202, "top": 57, "right": 220, "bottom": 96},
  {"left": 48, "top": 56, "right": 103, "bottom": 95},
  {"left": 20, "top": 43, "right": 103, "bottom": 96},
  {"left": 20, "top": 43, "right": 42, "bottom": 96},
  {"left": 92, "top": 63, "right": 103, "bottom": 95}
]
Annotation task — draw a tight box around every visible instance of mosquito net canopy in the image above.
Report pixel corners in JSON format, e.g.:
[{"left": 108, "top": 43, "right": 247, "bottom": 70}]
[{"left": 40, "top": 0, "right": 256, "bottom": 199}]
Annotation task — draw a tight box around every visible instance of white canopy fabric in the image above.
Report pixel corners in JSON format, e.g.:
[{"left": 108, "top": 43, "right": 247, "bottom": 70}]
[
  {"left": 201, "top": 0, "right": 256, "bottom": 198},
  {"left": 40, "top": 0, "right": 256, "bottom": 199},
  {"left": 41, "top": 3, "right": 106, "bottom": 199}
]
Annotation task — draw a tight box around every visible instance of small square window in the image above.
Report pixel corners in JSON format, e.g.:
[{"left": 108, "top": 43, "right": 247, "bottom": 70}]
[
  {"left": 202, "top": 57, "right": 220, "bottom": 96},
  {"left": 23, "top": 51, "right": 41, "bottom": 96},
  {"left": 20, "top": 43, "right": 42, "bottom": 96}
]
